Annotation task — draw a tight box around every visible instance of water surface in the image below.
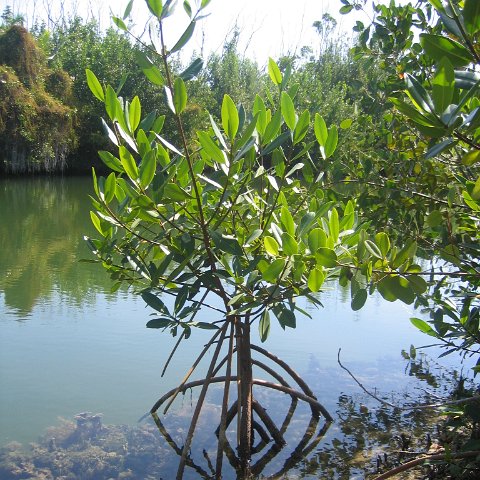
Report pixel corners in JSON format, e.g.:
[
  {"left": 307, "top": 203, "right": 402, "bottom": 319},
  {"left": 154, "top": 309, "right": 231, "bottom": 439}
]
[{"left": 0, "top": 177, "right": 466, "bottom": 477}]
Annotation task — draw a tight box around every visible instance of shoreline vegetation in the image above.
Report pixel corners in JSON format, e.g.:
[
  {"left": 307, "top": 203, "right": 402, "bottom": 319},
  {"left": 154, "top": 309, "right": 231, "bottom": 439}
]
[{"left": 0, "top": 9, "right": 367, "bottom": 176}]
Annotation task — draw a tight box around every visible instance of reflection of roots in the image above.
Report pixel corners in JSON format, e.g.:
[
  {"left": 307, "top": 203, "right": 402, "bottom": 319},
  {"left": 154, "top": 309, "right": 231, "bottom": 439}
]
[{"left": 150, "top": 320, "right": 332, "bottom": 479}]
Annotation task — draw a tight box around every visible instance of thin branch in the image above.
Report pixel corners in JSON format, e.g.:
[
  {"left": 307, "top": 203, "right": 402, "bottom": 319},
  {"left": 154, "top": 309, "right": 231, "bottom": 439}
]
[
  {"left": 338, "top": 348, "right": 480, "bottom": 411},
  {"left": 372, "top": 450, "right": 480, "bottom": 480}
]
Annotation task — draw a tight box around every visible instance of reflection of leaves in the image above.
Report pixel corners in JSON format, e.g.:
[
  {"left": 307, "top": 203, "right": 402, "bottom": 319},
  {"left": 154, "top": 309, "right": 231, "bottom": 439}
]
[{"left": 0, "top": 178, "right": 116, "bottom": 315}]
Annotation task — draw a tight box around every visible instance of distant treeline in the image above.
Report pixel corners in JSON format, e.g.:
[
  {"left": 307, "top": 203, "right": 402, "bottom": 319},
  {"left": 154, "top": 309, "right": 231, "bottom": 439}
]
[{"left": 0, "top": 9, "right": 387, "bottom": 175}]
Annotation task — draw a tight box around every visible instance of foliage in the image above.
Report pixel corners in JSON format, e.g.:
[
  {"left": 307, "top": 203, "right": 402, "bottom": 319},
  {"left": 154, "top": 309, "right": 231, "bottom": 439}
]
[
  {"left": 0, "top": 25, "right": 76, "bottom": 173},
  {"left": 341, "top": 0, "right": 480, "bottom": 369}
]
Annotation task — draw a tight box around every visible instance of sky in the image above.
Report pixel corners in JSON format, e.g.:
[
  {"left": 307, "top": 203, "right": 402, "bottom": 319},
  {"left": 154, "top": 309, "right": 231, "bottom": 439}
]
[{"left": 2, "top": 0, "right": 374, "bottom": 63}]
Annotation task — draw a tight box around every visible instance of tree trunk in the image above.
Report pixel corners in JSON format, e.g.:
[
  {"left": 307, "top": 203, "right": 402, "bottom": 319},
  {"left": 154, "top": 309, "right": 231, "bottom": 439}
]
[{"left": 236, "top": 315, "right": 253, "bottom": 477}]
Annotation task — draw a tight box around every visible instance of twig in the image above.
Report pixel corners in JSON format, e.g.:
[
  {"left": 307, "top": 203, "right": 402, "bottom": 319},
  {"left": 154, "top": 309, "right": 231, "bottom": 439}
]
[
  {"left": 372, "top": 450, "right": 480, "bottom": 480},
  {"left": 338, "top": 348, "right": 480, "bottom": 411},
  {"left": 337, "top": 348, "right": 399, "bottom": 409}
]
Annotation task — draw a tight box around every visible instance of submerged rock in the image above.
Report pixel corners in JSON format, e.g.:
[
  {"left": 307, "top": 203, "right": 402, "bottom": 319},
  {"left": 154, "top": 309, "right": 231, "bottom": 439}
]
[{"left": 0, "top": 415, "right": 169, "bottom": 480}]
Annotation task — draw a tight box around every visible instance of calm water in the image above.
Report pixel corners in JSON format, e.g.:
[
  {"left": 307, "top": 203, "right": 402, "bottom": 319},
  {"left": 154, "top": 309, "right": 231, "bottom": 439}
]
[{"left": 0, "top": 177, "right": 468, "bottom": 478}]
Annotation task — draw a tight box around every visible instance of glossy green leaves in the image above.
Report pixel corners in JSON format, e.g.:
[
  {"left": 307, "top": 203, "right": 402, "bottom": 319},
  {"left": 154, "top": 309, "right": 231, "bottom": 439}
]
[
  {"left": 281, "top": 92, "right": 296, "bottom": 130},
  {"left": 147, "top": 0, "right": 163, "bottom": 18},
  {"left": 221, "top": 94, "right": 239, "bottom": 140},
  {"left": 268, "top": 58, "right": 282, "bottom": 85},
  {"left": 463, "top": 0, "right": 480, "bottom": 35},
  {"left": 432, "top": 57, "right": 454, "bottom": 113},
  {"left": 173, "top": 77, "right": 187, "bottom": 114},
  {"left": 86, "top": 69, "right": 104, "bottom": 101},
  {"left": 420, "top": 34, "right": 474, "bottom": 67},
  {"left": 314, "top": 114, "right": 338, "bottom": 158}
]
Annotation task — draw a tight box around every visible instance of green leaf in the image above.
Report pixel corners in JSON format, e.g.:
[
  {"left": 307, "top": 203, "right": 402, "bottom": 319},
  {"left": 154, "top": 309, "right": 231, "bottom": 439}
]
[
  {"left": 427, "top": 210, "right": 443, "bottom": 227},
  {"left": 210, "top": 232, "right": 243, "bottom": 256},
  {"left": 259, "top": 310, "right": 271, "bottom": 342},
  {"left": 377, "top": 276, "right": 415, "bottom": 304},
  {"left": 293, "top": 109, "right": 310, "bottom": 145},
  {"left": 340, "top": 118, "right": 352, "bottom": 129},
  {"left": 105, "top": 85, "right": 119, "bottom": 122},
  {"left": 164, "top": 183, "right": 191, "bottom": 201},
  {"left": 98, "top": 151, "right": 123, "bottom": 173},
  {"left": 263, "top": 110, "right": 282, "bottom": 145},
  {"left": 171, "top": 20, "right": 196, "bottom": 53},
  {"left": 268, "top": 58, "right": 282, "bottom": 85},
  {"left": 86, "top": 69, "right": 104, "bottom": 101},
  {"left": 375, "top": 232, "right": 390, "bottom": 257},
  {"left": 262, "top": 258, "right": 285, "bottom": 283},
  {"left": 147, "top": 0, "right": 163, "bottom": 18},
  {"left": 364, "top": 240, "right": 383, "bottom": 259},
  {"left": 462, "top": 149, "right": 480, "bottom": 166},
  {"left": 432, "top": 57, "right": 455, "bottom": 113},
  {"left": 428, "top": 0, "right": 445, "bottom": 13},
  {"left": 315, "top": 248, "right": 337, "bottom": 268},
  {"left": 119, "top": 146, "right": 138, "bottom": 180},
  {"left": 389, "top": 97, "right": 441, "bottom": 128},
  {"left": 407, "top": 275, "right": 428, "bottom": 294},
  {"left": 129, "top": 95, "right": 141, "bottom": 132},
  {"left": 197, "top": 131, "right": 226, "bottom": 164},
  {"left": 280, "top": 206, "right": 295, "bottom": 235},
  {"left": 464, "top": 0, "right": 480, "bottom": 35},
  {"left": 410, "top": 317, "right": 437, "bottom": 336},
  {"left": 404, "top": 73, "right": 435, "bottom": 114},
  {"left": 281, "top": 91, "right": 296, "bottom": 130},
  {"left": 183, "top": 0, "right": 192, "bottom": 17},
  {"left": 139, "top": 150, "right": 157, "bottom": 188},
  {"left": 101, "top": 119, "right": 119, "bottom": 146},
  {"left": 329, "top": 208, "right": 339, "bottom": 243},
  {"left": 112, "top": 16, "right": 128, "bottom": 31},
  {"left": 472, "top": 175, "right": 480, "bottom": 201},
  {"left": 276, "top": 306, "right": 296, "bottom": 329},
  {"left": 173, "top": 77, "right": 187, "bottom": 114},
  {"left": 104, "top": 172, "right": 116, "bottom": 203},
  {"left": 393, "top": 239, "right": 417, "bottom": 268},
  {"left": 314, "top": 113, "right": 328, "bottom": 146},
  {"left": 174, "top": 285, "right": 189, "bottom": 313},
  {"left": 146, "top": 318, "right": 172, "bottom": 328},
  {"left": 221, "top": 94, "right": 239, "bottom": 140},
  {"left": 340, "top": 4, "right": 353, "bottom": 14},
  {"left": 179, "top": 57, "right": 203, "bottom": 80},
  {"left": 262, "top": 131, "right": 290, "bottom": 156},
  {"left": 195, "top": 322, "right": 219, "bottom": 330},
  {"left": 253, "top": 95, "right": 267, "bottom": 135},
  {"left": 123, "top": 0, "right": 133, "bottom": 19},
  {"left": 325, "top": 125, "right": 338, "bottom": 158},
  {"left": 420, "top": 33, "right": 474, "bottom": 67},
  {"left": 351, "top": 289, "right": 367, "bottom": 311},
  {"left": 245, "top": 229, "right": 263, "bottom": 245},
  {"left": 264, "top": 236, "right": 279, "bottom": 256},
  {"left": 90, "top": 211, "right": 104, "bottom": 236},
  {"left": 425, "top": 138, "right": 456, "bottom": 159},
  {"left": 281, "top": 232, "right": 298, "bottom": 255},
  {"left": 141, "top": 291, "right": 168, "bottom": 314},
  {"left": 308, "top": 268, "right": 325, "bottom": 292},
  {"left": 143, "top": 66, "right": 165, "bottom": 86},
  {"left": 308, "top": 228, "right": 327, "bottom": 252}
]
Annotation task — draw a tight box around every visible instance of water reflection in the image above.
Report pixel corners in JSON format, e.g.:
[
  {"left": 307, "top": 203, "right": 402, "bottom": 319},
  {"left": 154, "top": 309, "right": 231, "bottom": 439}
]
[
  {"left": 1, "top": 177, "right": 471, "bottom": 478},
  {"left": 0, "top": 177, "right": 113, "bottom": 316},
  {"left": 0, "top": 355, "right": 453, "bottom": 480}
]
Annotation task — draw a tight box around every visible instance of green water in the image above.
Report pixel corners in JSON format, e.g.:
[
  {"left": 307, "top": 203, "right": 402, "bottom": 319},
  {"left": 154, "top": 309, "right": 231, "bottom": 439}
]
[{"left": 0, "top": 176, "right": 464, "bottom": 478}]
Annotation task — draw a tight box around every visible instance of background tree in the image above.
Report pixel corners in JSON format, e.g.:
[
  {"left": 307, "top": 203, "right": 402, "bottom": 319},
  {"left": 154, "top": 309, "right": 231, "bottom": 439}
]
[{"left": 0, "top": 24, "right": 76, "bottom": 173}]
